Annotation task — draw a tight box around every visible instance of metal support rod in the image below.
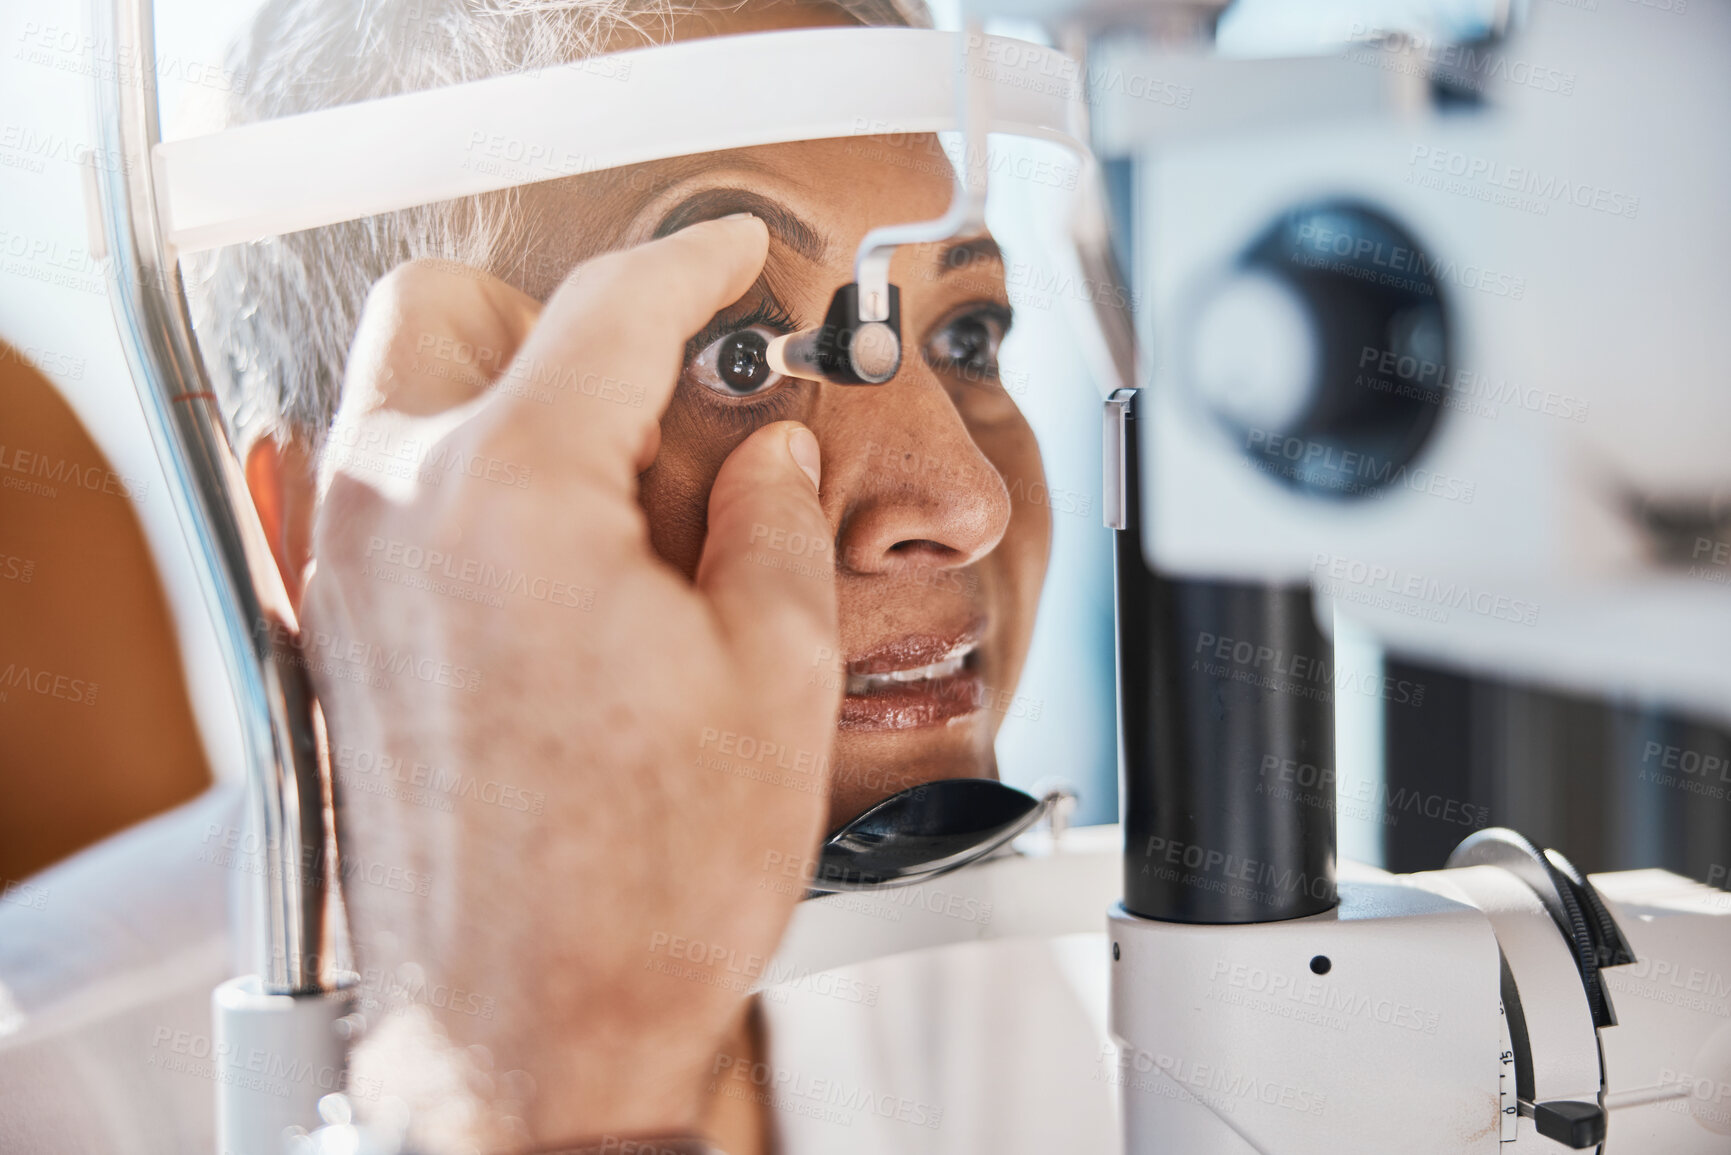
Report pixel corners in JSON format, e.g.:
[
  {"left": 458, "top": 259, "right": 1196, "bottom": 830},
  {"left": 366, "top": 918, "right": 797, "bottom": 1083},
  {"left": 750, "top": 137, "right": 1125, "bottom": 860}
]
[
  {"left": 852, "top": 17, "right": 990, "bottom": 320},
  {"left": 88, "top": 0, "right": 336, "bottom": 993}
]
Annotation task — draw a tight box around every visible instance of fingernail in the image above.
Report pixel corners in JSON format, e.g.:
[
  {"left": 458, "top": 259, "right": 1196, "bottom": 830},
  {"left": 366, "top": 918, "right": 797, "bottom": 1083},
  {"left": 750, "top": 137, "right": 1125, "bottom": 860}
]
[
  {"left": 719, "top": 211, "right": 758, "bottom": 222},
  {"left": 788, "top": 426, "right": 821, "bottom": 492}
]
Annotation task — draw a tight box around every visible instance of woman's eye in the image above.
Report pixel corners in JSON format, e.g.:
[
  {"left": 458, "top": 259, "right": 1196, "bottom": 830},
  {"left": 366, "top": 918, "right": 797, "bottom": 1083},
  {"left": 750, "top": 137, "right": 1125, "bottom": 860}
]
[
  {"left": 691, "top": 326, "right": 786, "bottom": 398},
  {"left": 925, "top": 309, "right": 1009, "bottom": 382}
]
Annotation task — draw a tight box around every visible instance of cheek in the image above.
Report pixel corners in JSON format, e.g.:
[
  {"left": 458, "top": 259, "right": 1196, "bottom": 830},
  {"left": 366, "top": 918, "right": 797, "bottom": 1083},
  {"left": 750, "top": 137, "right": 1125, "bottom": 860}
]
[
  {"left": 975, "top": 422, "right": 1050, "bottom": 689},
  {"left": 638, "top": 402, "right": 749, "bottom": 579},
  {"left": 987, "top": 423, "right": 1052, "bottom": 577}
]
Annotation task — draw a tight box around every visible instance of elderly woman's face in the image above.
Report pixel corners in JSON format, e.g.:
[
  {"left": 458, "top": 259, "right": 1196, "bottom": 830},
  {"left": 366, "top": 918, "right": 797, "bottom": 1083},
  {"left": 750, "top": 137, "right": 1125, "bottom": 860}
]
[{"left": 519, "top": 130, "right": 1050, "bottom": 832}]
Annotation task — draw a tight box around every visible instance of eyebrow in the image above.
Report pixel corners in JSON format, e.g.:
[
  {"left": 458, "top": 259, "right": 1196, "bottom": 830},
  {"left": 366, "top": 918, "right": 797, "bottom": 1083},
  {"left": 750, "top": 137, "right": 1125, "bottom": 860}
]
[
  {"left": 652, "top": 187, "right": 829, "bottom": 263},
  {"left": 937, "top": 235, "right": 1003, "bottom": 277}
]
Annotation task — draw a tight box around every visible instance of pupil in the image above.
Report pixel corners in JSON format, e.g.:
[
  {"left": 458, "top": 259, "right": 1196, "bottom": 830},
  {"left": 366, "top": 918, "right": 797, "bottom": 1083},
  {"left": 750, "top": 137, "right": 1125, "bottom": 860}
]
[
  {"left": 719, "top": 330, "right": 770, "bottom": 392},
  {"left": 949, "top": 319, "right": 989, "bottom": 369}
]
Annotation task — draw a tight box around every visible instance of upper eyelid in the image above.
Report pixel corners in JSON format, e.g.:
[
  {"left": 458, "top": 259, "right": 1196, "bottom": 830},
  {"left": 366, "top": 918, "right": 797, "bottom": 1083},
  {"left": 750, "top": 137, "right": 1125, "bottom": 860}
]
[
  {"left": 685, "top": 293, "right": 799, "bottom": 361},
  {"left": 920, "top": 300, "right": 1016, "bottom": 350}
]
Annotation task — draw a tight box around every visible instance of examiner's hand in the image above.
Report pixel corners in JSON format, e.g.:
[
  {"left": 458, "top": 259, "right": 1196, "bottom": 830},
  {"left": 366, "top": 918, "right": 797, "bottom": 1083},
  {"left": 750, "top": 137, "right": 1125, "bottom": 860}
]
[{"left": 300, "top": 217, "right": 839, "bottom": 1152}]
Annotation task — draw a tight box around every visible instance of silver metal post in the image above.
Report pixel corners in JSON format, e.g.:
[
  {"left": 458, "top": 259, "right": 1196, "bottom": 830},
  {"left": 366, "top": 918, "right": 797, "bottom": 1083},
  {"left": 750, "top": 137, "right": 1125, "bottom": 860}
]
[
  {"left": 87, "top": 0, "right": 336, "bottom": 994},
  {"left": 852, "top": 18, "right": 992, "bottom": 320}
]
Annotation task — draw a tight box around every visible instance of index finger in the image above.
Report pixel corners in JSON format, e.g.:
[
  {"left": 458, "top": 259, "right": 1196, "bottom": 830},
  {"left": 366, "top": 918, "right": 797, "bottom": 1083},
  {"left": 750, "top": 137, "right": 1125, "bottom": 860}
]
[{"left": 487, "top": 215, "right": 770, "bottom": 490}]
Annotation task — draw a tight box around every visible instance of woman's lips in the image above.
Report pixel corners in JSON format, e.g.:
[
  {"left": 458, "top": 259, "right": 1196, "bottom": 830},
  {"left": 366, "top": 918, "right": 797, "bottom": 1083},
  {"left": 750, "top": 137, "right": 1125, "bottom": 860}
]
[{"left": 839, "top": 624, "right": 986, "bottom": 732}]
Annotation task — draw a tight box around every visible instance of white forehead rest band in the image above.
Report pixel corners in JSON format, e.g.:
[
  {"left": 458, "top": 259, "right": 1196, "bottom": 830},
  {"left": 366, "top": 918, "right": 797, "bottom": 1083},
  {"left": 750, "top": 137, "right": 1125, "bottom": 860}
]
[{"left": 155, "top": 27, "right": 1090, "bottom": 254}]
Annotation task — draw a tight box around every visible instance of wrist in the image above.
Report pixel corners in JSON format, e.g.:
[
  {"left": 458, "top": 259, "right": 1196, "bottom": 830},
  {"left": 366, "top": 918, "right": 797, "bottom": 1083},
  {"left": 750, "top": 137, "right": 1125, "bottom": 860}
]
[
  {"left": 522, "top": 1137, "right": 717, "bottom": 1155},
  {"left": 352, "top": 1003, "right": 716, "bottom": 1154}
]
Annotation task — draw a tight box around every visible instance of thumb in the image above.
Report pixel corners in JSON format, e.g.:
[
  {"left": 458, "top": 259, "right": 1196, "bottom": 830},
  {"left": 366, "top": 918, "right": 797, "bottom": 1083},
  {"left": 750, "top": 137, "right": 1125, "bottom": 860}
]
[{"left": 696, "top": 421, "right": 840, "bottom": 720}]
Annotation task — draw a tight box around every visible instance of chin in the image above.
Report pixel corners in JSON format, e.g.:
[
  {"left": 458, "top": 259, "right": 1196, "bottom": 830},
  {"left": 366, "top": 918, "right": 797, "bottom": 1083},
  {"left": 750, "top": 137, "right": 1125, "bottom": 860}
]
[{"left": 823, "top": 713, "right": 998, "bottom": 834}]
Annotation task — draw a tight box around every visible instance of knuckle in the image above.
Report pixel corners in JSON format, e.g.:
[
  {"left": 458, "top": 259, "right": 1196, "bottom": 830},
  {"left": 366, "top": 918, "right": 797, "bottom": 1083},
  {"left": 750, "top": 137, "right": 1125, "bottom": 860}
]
[
  {"left": 312, "top": 474, "right": 390, "bottom": 561},
  {"left": 367, "top": 259, "right": 445, "bottom": 311},
  {"left": 366, "top": 259, "right": 489, "bottom": 329}
]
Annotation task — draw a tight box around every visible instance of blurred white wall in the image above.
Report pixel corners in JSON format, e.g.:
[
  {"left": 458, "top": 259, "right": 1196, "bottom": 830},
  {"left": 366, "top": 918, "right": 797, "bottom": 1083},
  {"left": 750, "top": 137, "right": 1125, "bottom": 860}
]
[{"left": 0, "top": 0, "right": 270, "bottom": 786}]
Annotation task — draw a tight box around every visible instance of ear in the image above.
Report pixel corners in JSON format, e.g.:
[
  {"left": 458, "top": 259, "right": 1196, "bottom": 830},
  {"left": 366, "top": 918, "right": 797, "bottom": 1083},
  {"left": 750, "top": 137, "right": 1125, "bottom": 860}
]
[{"left": 244, "top": 436, "right": 318, "bottom": 614}]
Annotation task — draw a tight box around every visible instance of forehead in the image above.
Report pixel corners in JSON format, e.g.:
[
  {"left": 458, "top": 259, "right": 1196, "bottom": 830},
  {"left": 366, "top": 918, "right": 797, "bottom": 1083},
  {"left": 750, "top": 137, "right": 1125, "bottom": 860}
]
[
  {"left": 730, "top": 134, "right": 962, "bottom": 228},
  {"left": 519, "top": 134, "right": 960, "bottom": 275}
]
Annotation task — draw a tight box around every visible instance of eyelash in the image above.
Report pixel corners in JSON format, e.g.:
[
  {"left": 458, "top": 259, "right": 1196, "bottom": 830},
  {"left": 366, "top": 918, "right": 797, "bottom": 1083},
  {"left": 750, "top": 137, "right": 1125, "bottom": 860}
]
[{"left": 685, "top": 298, "right": 799, "bottom": 363}]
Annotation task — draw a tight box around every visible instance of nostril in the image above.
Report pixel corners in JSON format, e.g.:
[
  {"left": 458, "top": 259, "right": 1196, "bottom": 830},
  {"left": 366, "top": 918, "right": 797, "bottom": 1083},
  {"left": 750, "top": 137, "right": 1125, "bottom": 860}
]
[{"left": 886, "top": 540, "right": 972, "bottom": 570}]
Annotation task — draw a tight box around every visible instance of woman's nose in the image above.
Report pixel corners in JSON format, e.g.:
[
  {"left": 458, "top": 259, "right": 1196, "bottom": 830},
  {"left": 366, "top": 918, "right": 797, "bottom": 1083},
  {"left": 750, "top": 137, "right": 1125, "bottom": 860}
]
[{"left": 827, "top": 368, "right": 1011, "bottom": 576}]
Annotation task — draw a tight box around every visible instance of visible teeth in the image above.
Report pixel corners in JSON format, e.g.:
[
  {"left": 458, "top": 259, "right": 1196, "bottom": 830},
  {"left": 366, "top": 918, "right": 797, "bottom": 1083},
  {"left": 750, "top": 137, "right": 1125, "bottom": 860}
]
[{"left": 845, "top": 649, "right": 971, "bottom": 695}]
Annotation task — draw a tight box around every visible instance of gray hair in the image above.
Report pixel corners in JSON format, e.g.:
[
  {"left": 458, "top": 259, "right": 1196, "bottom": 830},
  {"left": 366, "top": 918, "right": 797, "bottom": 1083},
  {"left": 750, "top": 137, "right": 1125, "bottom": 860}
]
[{"left": 187, "top": 0, "right": 928, "bottom": 454}]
